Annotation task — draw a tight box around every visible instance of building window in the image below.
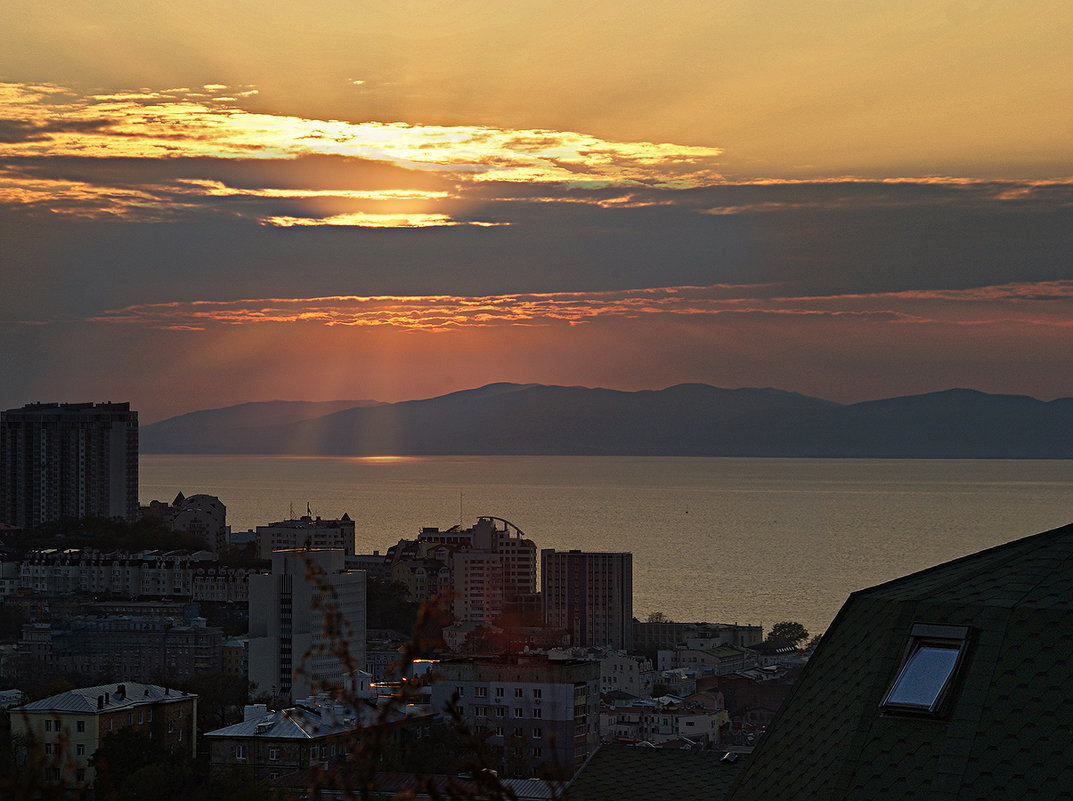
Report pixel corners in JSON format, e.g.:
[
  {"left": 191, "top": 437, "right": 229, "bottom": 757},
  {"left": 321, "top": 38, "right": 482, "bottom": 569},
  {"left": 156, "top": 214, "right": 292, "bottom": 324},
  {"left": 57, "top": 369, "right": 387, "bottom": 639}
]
[
  {"left": 533, "top": 708, "right": 542, "bottom": 719},
  {"left": 45, "top": 720, "right": 52, "bottom": 733},
  {"left": 533, "top": 728, "right": 542, "bottom": 739},
  {"left": 495, "top": 687, "right": 504, "bottom": 698},
  {"left": 76, "top": 744, "right": 86, "bottom": 756},
  {"left": 514, "top": 688, "right": 523, "bottom": 698},
  {"left": 532, "top": 689, "right": 541, "bottom": 699},
  {"left": 476, "top": 687, "right": 487, "bottom": 697},
  {"left": 76, "top": 720, "right": 86, "bottom": 733},
  {"left": 235, "top": 745, "right": 247, "bottom": 760},
  {"left": 514, "top": 708, "right": 523, "bottom": 718},
  {"left": 496, "top": 707, "right": 506, "bottom": 717},
  {"left": 881, "top": 623, "right": 971, "bottom": 715},
  {"left": 168, "top": 721, "right": 174, "bottom": 734}
]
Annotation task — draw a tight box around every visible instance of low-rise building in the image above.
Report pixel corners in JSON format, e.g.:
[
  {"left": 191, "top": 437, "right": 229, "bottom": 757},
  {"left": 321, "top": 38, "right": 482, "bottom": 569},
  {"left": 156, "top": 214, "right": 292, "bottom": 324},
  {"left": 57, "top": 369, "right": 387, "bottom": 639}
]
[
  {"left": 633, "top": 621, "right": 763, "bottom": 653},
  {"left": 11, "top": 682, "right": 197, "bottom": 789},
  {"left": 658, "top": 644, "right": 757, "bottom": 676},
  {"left": 206, "top": 702, "right": 358, "bottom": 781},
  {"left": 431, "top": 654, "right": 600, "bottom": 779},
  {"left": 600, "top": 694, "right": 726, "bottom": 746}
]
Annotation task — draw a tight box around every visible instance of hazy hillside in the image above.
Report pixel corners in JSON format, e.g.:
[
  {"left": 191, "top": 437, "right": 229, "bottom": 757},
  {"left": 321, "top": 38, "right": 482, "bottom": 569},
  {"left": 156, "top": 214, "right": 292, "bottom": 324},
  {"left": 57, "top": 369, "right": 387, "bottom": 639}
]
[
  {"left": 140, "top": 385, "right": 1073, "bottom": 458},
  {"left": 140, "top": 399, "right": 381, "bottom": 453}
]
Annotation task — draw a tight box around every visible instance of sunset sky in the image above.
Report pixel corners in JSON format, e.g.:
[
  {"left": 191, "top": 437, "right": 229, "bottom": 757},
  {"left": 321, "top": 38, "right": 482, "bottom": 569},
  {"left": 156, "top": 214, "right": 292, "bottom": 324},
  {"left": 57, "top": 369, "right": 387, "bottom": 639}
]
[{"left": 2, "top": 1, "right": 1071, "bottom": 422}]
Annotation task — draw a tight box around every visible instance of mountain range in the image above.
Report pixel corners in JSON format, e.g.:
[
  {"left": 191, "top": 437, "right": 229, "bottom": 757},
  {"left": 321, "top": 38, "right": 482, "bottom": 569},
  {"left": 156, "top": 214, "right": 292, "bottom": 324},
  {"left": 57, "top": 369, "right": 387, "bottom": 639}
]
[{"left": 139, "top": 384, "right": 1073, "bottom": 458}]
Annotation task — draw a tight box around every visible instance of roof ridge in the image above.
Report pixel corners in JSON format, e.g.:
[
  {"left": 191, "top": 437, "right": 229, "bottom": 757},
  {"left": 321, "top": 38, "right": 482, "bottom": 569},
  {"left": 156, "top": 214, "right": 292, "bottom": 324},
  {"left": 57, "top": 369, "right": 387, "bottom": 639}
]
[{"left": 858, "top": 522, "right": 1073, "bottom": 599}]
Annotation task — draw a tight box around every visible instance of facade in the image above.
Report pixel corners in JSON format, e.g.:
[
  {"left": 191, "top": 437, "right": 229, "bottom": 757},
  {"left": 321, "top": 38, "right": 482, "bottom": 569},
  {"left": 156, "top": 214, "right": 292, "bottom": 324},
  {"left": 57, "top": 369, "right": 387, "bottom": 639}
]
[
  {"left": 222, "top": 636, "right": 250, "bottom": 677},
  {"left": 16, "top": 615, "right": 223, "bottom": 682},
  {"left": 548, "top": 646, "right": 655, "bottom": 696},
  {"left": 389, "top": 517, "right": 537, "bottom": 623},
  {"left": 431, "top": 654, "right": 601, "bottom": 779},
  {"left": 0, "top": 402, "right": 138, "bottom": 528},
  {"left": 632, "top": 621, "right": 764, "bottom": 653},
  {"left": 255, "top": 514, "right": 356, "bottom": 558},
  {"left": 542, "top": 550, "right": 633, "bottom": 650},
  {"left": 18, "top": 547, "right": 257, "bottom": 602},
  {"left": 658, "top": 644, "right": 758, "bottom": 676},
  {"left": 248, "top": 549, "right": 366, "bottom": 701},
  {"left": 206, "top": 702, "right": 357, "bottom": 781},
  {"left": 11, "top": 682, "right": 196, "bottom": 788},
  {"left": 600, "top": 695, "right": 725, "bottom": 746},
  {"left": 142, "top": 491, "right": 228, "bottom": 552}
]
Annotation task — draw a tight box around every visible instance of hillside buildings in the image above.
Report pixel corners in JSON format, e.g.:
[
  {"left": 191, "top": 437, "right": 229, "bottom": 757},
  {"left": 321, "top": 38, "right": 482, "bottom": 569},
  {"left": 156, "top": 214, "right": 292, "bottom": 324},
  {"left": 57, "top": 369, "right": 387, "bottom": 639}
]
[
  {"left": 431, "top": 654, "right": 601, "bottom": 779},
  {"left": 11, "top": 681, "right": 197, "bottom": 788},
  {"left": 248, "top": 549, "right": 366, "bottom": 702},
  {"left": 542, "top": 549, "right": 633, "bottom": 650},
  {"left": 0, "top": 402, "right": 138, "bottom": 529}
]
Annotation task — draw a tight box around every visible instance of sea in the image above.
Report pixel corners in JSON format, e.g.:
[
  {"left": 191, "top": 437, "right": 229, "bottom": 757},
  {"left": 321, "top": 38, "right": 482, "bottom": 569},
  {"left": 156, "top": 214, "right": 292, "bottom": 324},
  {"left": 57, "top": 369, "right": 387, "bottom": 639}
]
[{"left": 140, "top": 455, "right": 1073, "bottom": 638}]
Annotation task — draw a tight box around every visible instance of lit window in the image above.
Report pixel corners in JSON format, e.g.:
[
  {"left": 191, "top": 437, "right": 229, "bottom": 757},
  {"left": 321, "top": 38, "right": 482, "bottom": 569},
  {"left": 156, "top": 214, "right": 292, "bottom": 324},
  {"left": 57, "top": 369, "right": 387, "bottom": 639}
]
[{"left": 881, "top": 623, "right": 971, "bottom": 715}]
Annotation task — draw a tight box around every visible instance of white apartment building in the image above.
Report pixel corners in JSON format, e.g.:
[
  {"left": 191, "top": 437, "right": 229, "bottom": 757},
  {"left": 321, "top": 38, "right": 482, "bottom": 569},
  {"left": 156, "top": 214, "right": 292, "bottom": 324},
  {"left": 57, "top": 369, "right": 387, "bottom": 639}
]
[
  {"left": 255, "top": 514, "right": 356, "bottom": 559},
  {"left": 248, "top": 549, "right": 366, "bottom": 702}
]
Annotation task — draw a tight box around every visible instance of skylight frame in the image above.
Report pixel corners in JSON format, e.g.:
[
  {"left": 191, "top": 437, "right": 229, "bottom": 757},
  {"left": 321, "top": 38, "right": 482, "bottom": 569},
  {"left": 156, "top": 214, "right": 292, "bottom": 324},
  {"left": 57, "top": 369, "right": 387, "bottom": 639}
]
[{"left": 880, "top": 623, "right": 971, "bottom": 717}]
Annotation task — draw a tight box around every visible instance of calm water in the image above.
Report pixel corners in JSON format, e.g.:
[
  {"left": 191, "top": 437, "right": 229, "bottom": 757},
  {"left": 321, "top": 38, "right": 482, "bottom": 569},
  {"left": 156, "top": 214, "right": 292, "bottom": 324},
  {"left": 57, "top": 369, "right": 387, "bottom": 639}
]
[{"left": 140, "top": 456, "right": 1073, "bottom": 637}]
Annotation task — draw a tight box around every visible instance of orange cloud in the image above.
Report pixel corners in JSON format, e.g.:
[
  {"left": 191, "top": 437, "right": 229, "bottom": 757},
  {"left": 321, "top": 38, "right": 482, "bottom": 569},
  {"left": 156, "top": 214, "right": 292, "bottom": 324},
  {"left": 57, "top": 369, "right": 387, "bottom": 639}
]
[{"left": 82, "top": 280, "right": 1073, "bottom": 332}]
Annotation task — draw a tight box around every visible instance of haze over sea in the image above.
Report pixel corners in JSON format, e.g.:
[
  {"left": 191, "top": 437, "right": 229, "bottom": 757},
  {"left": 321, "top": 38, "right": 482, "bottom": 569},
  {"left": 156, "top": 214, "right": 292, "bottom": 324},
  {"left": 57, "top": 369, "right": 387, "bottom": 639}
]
[{"left": 141, "top": 455, "right": 1073, "bottom": 637}]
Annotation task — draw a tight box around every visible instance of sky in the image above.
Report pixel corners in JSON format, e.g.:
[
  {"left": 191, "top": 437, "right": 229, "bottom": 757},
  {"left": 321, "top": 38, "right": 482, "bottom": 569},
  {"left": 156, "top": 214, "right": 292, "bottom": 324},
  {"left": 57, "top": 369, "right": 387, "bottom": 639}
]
[{"left": 2, "top": 1, "right": 1071, "bottom": 423}]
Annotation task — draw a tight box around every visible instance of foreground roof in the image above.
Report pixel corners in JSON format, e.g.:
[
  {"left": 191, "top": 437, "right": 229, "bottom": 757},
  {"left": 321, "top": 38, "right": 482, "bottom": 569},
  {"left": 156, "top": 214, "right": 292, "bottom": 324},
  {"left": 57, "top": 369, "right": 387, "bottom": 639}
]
[
  {"left": 569, "top": 744, "right": 746, "bottom": 801},
  {"left": 726, "top": 521, "right": 1073, "bottom": 801},
  {"left": 205, "top": 705, "right": 356, "bottom": 740},
  {"left": 16, "top": 682, "right": 194, "bottom": 714}
]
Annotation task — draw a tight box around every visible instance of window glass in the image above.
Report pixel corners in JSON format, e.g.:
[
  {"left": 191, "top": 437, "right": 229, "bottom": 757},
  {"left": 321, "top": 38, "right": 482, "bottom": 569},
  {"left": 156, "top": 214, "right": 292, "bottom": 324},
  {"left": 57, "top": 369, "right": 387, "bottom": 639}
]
[
  {"left": 885, "top": 646, "right": 960, "bottom": 709},
  {"left": 881, "top": 624, "right": 970, "bottom": 715}
]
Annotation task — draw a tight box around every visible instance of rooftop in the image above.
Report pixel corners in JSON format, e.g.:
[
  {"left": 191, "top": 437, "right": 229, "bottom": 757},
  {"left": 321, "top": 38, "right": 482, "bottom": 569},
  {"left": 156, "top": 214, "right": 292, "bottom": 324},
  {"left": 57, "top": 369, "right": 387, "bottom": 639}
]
[{"left": 16, "top": 682, "right": 194, "bottom": 715}]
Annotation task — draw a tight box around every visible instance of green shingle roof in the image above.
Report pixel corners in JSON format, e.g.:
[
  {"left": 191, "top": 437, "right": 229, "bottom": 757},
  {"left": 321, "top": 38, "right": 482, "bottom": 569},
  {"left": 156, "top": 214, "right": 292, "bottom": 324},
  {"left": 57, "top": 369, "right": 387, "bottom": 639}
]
[
  {"left": 568, "top": 745, "right": 746, "bottom": 801},
  {"left": 725, "top": 521, "right": 1073, "bottom": 801}
]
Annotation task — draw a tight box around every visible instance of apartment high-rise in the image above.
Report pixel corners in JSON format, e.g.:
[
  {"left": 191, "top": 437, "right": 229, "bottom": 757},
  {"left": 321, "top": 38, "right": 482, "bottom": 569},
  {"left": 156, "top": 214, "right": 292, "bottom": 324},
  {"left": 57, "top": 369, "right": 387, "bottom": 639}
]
[
  {"left": 248, "top": 549, "right": 366, "bottom": 702},
  {"left": 542, "top": 549, "right": 633, "bottom": 650},
  {"left": 414, "top": 516, "right": 537, "bottom": 623},
  {"left": 0, "top": 402, "right": 138, "bottom": 529}
]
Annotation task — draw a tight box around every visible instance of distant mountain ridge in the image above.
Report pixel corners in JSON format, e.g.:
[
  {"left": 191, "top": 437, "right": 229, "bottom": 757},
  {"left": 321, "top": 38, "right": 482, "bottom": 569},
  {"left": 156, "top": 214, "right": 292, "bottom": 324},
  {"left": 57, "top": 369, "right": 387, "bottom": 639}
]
[{"left": 140, "top": 384, "right": 1073, "bottom": 458}]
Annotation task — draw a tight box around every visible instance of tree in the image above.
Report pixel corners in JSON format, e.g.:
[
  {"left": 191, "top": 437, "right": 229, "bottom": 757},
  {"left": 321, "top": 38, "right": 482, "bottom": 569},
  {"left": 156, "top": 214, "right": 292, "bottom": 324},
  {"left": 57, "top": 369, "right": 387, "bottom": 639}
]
[
  {"left": 646, "top": 611, "right": 672, "bottom": 623},
  {"left": 179, "top": 672, "right": 250, "bottom": 736},
  {"left": 766, "top": 621, "right": 810, "bottom": 648}
]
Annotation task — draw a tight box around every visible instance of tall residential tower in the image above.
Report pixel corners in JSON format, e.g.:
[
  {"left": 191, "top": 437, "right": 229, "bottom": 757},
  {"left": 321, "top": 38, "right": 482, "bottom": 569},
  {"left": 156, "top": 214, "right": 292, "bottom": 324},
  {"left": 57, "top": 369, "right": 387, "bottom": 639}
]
[
  {"left": 0, "top": 402, "right": 138, "bottom": 529},
  {"left": 542, "top": 549, "right": 633, "bottom": 650}
]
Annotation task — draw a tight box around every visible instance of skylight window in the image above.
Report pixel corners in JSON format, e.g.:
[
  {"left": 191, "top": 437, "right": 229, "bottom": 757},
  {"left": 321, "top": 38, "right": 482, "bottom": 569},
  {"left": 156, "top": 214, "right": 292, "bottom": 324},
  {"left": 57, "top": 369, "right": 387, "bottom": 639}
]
[{"left": 880, "top": 623, "right": 971, "bottom": 715}]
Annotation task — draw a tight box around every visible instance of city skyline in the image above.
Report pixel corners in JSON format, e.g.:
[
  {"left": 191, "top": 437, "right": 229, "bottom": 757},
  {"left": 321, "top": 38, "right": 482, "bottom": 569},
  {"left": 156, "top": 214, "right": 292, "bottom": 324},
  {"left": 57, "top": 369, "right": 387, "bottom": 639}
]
[{"left": 2, "top": 2, "right": 1071, "bottom": 423}]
